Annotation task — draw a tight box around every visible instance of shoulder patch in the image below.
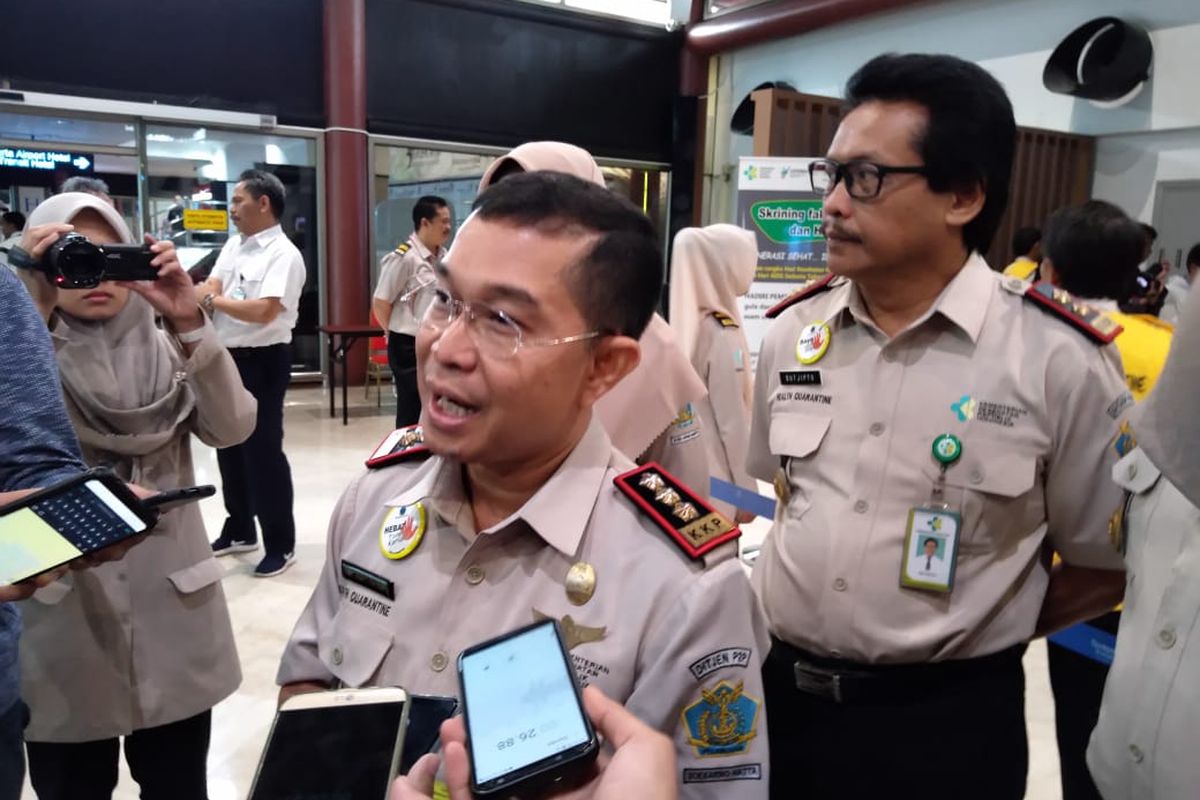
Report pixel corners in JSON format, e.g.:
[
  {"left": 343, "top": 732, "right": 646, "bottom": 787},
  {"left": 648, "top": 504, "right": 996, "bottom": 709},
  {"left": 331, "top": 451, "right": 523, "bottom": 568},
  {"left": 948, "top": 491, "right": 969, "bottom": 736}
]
[
  {"left": 1023, "top": 281, "right": 1122, "bottom": 345},
  {"left": 711, "top": 310, "right": 739, "bottom": 328},
  {"left": 394, "top": 242, "right": 411, "bottom": 256},
  {"left": 365, "top": 425, "right": 430, "bottom": 469},
  {"left": 614, "top": 463, "right": 739, "bottom": 561},
  {"left": 765, "top": 273, "right": 838, "bottom": 319}
]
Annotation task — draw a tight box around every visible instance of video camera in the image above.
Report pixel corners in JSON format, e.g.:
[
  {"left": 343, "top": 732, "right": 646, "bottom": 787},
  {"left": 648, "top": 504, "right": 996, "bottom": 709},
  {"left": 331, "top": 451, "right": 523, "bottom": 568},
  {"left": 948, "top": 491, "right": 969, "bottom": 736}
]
[{"left": 11, "top": 233, "right": 158, "bottom": 290}]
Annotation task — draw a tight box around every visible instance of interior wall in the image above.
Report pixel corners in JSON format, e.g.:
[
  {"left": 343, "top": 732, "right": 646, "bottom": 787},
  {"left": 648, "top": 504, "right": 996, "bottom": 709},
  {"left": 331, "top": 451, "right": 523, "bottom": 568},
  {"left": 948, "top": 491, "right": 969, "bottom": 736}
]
[{"left": 1093, "top": 129, "right": 1200, "bottom": 223}]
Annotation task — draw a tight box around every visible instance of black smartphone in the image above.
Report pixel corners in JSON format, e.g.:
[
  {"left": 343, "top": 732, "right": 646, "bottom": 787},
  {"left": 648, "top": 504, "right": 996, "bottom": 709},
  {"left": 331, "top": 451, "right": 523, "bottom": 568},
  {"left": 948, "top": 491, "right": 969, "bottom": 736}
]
[
  {"left": 458, "top": 620, "right": 599, "bottom": 798},
  {"left": 141, "top": 484, "right": 216, "bottom": 511},
  {"left": 398, "top": 695, "right": 459, "bottom": 774},
  {"left": 0, "top": 467, "right": 157, "bottom": 585},
  {"left": 250, "top": 687, "right": 410, "bottom": 800}
]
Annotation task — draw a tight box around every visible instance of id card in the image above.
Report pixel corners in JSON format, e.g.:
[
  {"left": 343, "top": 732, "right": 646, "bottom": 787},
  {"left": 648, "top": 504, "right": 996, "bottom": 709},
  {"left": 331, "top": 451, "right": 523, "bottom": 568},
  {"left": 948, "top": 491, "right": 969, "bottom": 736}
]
[{"left": 900, "top": 506, "right": 961, "bottom": 593}]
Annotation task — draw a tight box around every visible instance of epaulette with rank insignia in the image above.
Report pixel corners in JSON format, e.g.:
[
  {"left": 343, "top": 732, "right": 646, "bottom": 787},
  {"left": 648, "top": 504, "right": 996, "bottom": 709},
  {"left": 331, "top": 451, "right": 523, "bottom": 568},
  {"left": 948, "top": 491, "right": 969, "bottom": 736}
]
[
  {"left": 1022, "top": 281, "right": 1122, "bottom": 345},
  {"left": 365, "top": 424, "right": 430, "bottom": 469},
  {"left": 711, "top": 310, "right": 739, "bottom": 328},
  {"left": 765, "top": 273, "right": 838, "bottom": 319},
  {"left": 614, "top": 463, "right": 740, "bottom": 561},
  {"left": 394, "top": 242, "right": 411, "bottom": 256}
]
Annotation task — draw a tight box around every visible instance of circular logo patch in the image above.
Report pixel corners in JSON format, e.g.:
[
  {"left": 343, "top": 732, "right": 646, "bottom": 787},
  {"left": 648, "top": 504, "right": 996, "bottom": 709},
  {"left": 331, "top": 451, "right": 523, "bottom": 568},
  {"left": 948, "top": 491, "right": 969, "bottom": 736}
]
[
  {"left": 932, "top": 434, "right": 963, "bottom": 465},
  {"left": 795, "top": 322, "right": 832, "bottom": 365},
  {"left": 379, "top": 502, "right": 427, "bottom": 560}
]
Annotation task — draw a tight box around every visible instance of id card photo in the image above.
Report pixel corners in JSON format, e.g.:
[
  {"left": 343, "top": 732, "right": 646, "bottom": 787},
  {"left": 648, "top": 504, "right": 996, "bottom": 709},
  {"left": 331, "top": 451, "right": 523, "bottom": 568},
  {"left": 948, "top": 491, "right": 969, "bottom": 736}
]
[{"left": 900, "top": 507, "right": 960, "bottom": 593}]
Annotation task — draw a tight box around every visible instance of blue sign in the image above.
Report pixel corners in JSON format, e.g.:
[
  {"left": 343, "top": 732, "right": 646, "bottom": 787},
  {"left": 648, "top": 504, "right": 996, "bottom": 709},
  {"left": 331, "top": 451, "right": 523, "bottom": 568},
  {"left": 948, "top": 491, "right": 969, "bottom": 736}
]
[{"left": 0, "top": 148, "right": 93, "bottom": 173}]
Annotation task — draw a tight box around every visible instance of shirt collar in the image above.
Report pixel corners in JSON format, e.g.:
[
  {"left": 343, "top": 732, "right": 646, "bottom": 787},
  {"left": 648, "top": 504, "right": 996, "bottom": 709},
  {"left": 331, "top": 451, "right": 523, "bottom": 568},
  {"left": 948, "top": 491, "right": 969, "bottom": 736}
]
[
  {"left": 408, "top": 234, "right": 439, "bottom": 264},
  {"left": 241, "top": 224, "right": 283, "bottom": 249},
  {"left": 383, "top": 416, "right": 614, "bottom": 557},
  {"left": 832, "top": 253, "right": 993, "bottom": 343}
]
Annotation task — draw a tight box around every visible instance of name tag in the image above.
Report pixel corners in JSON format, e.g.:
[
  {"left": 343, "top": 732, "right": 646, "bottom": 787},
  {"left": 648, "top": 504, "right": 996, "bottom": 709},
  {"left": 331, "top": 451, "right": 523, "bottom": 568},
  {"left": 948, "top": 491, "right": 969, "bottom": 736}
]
[
  {"left": 780, "top": 370, "right": 821, "bottom": 386},
  {"left": 341, "top": 560, "right": 395, "bottom": 600},
  {"left": 899, "top": 507, "right": 961, "bottom": 593}
]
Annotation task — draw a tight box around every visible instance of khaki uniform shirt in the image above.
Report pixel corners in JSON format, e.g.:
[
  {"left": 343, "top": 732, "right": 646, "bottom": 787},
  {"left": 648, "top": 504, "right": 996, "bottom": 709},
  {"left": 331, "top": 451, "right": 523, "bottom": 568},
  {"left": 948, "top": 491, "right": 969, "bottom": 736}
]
[
  {"left": 1088, "top": 447, "right": 1200, "bottom": 800},
  {"left": 374, "top": 235, "right": 437, "bottom": 336},
  {"left": 747, "top": 255, "right": 1128, "bottom": 663},
  {"left": 692, "top": 314, "right": 756, "bottom": 519},
  {"left": 21, "top": 321, "right": 252, "bottom": 741},
  {"left": 640, "top": 404, "right": 713, "bottom": 502},
  {"left": 279, "top": 419, "right": 770, "bottom": 796}
]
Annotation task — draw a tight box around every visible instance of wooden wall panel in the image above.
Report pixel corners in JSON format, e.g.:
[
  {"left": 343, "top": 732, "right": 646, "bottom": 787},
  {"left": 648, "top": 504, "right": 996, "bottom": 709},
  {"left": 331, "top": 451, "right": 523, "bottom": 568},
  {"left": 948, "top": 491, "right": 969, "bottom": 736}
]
[{"left": 749, "top": 88, "right": 1096, "bottom": 268}]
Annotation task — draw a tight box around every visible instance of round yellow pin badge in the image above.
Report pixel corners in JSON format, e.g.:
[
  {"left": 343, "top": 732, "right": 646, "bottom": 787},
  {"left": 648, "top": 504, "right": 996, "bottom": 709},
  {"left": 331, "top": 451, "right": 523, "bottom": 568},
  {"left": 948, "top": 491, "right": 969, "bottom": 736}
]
[
  {"left": 379, "top": 503, "right": 427, "bottom": 560},
  {"left": 795, "top": 322, "right": 831, "bottom": 365}
]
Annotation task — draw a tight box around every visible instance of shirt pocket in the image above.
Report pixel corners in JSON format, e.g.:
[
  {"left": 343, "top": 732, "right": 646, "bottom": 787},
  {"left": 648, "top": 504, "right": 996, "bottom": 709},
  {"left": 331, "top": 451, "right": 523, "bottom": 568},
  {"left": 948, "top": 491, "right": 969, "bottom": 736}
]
[
  {"left": 319, "top": 605, "right": 395, "bottom": 688},
  {"left": 924, "top": 444, "right": 1041, "bottom": 552},
  {"left": 770, "top": 413, "right": 831, "bottom": 520},
  {"left": 167, "top": 557, "right": 225, "bottom": 594}
]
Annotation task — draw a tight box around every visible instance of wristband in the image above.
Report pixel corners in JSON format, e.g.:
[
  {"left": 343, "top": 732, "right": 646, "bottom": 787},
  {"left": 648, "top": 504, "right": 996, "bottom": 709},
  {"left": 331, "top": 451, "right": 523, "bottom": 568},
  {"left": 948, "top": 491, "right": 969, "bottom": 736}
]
[
  {"left": 6, "top": 245, "right": 36, "bottom": 270},
  {"left": 174, "top": 324, "right": 207, "bottom": 344}
]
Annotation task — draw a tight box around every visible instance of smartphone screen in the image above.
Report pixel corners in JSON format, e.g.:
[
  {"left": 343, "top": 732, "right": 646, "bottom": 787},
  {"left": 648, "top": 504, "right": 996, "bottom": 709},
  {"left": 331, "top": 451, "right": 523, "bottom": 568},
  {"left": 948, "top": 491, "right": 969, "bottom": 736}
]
[
  {"left": 0, "top": 479, "right": 149, "bottom": 584},
  {"left": 399, "top": 695, "right": 458, "bottom": 775},
  {"left": 251, "top": 699, "right": 407, "bottom": 800},
  {"left": 460, "top": 622, "right": 592, "bottom": 786}
]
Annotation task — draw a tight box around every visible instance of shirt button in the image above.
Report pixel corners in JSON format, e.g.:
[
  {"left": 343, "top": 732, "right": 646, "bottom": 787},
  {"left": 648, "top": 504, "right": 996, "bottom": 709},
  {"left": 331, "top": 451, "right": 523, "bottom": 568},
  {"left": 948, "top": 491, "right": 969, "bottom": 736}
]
[
  {"left": 854, "top": 499, "right": 869, "bottom": 514},
  {"left": 332, "top": 647, "right": 344, "bottom": 666},
  {"left": 969, "top": 469, "right": 984, "bottom": 485},
  {"left": 1129, "top": 744, "right": 1145, "bottom": 763},
  {"left": 869, "top": 422, "right": 885, "bottom": 436},
  {"left": 465, "top": 565, "right": 485, "bottom": 585},
  {"left": 829, "top": 649, "right": 842, "bottom": 659},
  {"left": 833, "top": 578, "right": 848, "bottom": 592},
  {"left": 1157, "top": 628, "right": 1177, "bottom": 649},
  {"left": 882, "top": 351, "right": 896, "bottom": 363},
  {"left": 431, "top": 651, "right": 449, "bottom": 672}
]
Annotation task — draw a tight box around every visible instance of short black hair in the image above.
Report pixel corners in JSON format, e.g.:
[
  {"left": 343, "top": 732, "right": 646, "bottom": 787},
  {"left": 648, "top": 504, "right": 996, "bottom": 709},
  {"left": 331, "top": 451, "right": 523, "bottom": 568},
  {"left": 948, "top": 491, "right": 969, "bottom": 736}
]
[
  {"left": 1187, "top": 243, "right": 1200, "bottom": 268},
  {"left": 412, "top": 195, "right": 448, "bottom": 230},
  {"left": 923, "top": 537, "right": 938, "bottom": 548},
  {"left": 1043, "top": 200, "right": 1142, "bottom": 300},
  {"left": 1140, "top": 222, "right": 1158, "bottom": 244},
  {"left": 238, "top": 169, "right": 285, "bottom": 219},
  {"left": 472, "top": 172, "right": 661, "bottom": 339},
  {"left": 2, "top": 211, "right": 25, "bottom": 229},
  {"left": 1012, "top": 227, "right": 1041, "bottom": 258},
  {"left": 844, "top": 53, "right": 1016, "bottom": 255}
]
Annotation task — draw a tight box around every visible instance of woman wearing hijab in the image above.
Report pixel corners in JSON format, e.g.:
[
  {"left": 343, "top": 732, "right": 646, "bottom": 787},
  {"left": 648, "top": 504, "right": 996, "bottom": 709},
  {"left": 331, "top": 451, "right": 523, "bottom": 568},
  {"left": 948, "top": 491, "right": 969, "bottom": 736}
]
[
  {"left": 668, "top": 225, "right": 759, "bottom": 523},
  {"left": 479, "top": 142, "right": 714, "bottom": 498},
  {"left": 16, "top": 193, "right": 254, "bottom": 800}
]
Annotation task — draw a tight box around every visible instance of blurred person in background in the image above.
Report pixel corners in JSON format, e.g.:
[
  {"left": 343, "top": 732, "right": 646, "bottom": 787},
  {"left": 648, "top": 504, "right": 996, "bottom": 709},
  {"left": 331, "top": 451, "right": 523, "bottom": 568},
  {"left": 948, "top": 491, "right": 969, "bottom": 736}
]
[
  {"left": 0, "top": 211, "right": 25, "bottom": 271},
  {"left": 15, "top": 192, "right": 254, "bottom": 800},
  {"left": 59, "top": 177, "right": 112, "bottom": 205},
  {"left": 1002, "top": 226, "right": 1041, "bottom": 280},
  {"left": 478, "top": 142, "right": 713, "bottom": 497},
  {"left": 668, "top": 224, "right": 759, "bottom": 523}
]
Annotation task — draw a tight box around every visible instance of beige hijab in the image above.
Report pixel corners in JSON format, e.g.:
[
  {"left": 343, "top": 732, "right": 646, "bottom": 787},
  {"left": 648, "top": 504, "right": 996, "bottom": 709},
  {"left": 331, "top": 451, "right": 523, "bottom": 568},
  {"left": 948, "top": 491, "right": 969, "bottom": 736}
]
[
  {"left": 1131, "top": 282, "right": 1200, "bottom": 507},
  {"left": 668, "top": 225, "right": 757, "bottom": 408},
  {"left": 478, "top": 141, "right": 706, "bottom": 460},
  {"left": 26, "top": 193, "right": 193, "bottom": 483}
]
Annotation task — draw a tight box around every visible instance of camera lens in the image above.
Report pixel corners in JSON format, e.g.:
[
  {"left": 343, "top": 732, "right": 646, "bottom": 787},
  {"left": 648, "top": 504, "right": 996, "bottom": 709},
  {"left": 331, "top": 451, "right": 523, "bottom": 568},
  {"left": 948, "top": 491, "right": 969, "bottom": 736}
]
[{"left": 45, "top": 233, "right": 105, "bottom": 289}]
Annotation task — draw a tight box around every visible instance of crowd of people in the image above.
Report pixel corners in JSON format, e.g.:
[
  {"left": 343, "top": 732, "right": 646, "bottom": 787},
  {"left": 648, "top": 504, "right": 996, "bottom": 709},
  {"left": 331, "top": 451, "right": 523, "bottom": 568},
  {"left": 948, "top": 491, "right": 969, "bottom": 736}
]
[{"left": 1, "top": 49, "right": 1198, "bottom": 800}]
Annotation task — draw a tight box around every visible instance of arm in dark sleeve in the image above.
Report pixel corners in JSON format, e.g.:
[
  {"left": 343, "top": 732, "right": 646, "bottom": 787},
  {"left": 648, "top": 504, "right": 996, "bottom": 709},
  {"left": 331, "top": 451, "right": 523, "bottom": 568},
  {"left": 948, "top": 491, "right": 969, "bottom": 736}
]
[{"left": 0, "top": 269, "right": 85, "bottom": 490}]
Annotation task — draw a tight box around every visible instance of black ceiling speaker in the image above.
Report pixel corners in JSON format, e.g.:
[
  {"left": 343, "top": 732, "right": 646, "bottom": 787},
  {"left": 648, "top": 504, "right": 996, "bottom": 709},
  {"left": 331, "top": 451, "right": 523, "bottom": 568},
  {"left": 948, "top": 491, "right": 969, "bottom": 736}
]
[
  {"left": 731, "top": 81, "right": 797, "bottom": 135},
  {"left": 1044, "top": 17, "right": 1153, "bottom": 102}
]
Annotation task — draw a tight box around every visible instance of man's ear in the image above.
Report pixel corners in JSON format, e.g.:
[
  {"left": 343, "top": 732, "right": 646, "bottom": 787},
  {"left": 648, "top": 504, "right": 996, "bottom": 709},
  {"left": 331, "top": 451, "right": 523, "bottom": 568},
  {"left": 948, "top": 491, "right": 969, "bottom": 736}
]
[
  {"left": 945, "top": 180, "right": 986, "bottom": 232},
  {"left": 580, "top": 336, "right": 640, "bottom": 409}
]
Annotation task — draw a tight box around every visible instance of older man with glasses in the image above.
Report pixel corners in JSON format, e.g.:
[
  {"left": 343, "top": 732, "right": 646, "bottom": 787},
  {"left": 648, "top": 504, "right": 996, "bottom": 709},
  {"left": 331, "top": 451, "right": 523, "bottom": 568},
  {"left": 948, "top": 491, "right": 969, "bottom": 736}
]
[
  {"left": 277, "top": 172, "right": 770, "bottom": 799},
  {"left": 746, "top": 53, "right": 1130, "bottom": 799}
]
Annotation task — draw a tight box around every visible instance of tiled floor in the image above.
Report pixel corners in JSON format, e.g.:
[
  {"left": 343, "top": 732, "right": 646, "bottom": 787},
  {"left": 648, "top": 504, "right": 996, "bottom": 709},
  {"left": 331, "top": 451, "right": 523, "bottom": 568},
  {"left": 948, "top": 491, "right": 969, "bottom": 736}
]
[{"left": 23, "top": 386, "right": 1063, "bottom": 799}]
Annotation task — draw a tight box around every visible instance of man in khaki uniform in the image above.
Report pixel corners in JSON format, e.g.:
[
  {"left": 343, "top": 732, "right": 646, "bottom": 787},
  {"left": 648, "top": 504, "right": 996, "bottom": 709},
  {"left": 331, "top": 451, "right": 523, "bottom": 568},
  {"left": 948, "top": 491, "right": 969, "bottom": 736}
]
[
  {"left": 747, "top": 53, "right": 1128, "bottom": 800},
  {"left": 280, "top": 172, "right": 770, "bottom": 797},
  {"left": 373, "top": 195, "right": 452, "bottom": 427}
]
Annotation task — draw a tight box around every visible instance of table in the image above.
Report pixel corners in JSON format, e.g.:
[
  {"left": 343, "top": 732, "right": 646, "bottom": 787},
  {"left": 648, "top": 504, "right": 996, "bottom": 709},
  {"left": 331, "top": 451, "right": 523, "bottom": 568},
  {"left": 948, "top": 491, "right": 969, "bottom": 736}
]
[{"left": 319, "top": 324, "right": 385, "bottom": 425}]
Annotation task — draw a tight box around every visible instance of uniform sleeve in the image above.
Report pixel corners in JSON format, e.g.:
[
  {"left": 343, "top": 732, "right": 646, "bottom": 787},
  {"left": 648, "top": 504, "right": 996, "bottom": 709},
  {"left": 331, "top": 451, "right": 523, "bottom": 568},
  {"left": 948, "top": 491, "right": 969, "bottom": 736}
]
[
  {"left": 648, "top": 412, "right": 713, "bottom": 500},
  {"left": 373, "top": 252, "right": 402, "bottom": 302},
  {"left": 705, "top": 326, "right": 756, "bottom": 491},
  {"left": 259, "top": 246, "right": 304, "bottom": 306},
  {"left": 746, "top": 323, "right": 781, "bottom": 483},
  {"left": 1045, "top": 342, "right": 1128, "bottom": 569},
  {"left": 176, "top": 321, "right": 258, "bottom": 449},
  {"left": 277, "top": 479, "right": 359, "bottom": 686},
  {"left": 626, "top": 559, "right": 771, "bottom": 799}
]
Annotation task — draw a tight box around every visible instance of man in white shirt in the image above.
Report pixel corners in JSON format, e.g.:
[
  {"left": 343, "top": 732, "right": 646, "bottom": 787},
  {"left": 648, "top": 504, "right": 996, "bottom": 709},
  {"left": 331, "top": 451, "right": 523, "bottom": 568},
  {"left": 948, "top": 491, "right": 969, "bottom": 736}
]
[
  {"left": 194, "top": 169, "right": 307, "bottom": 577},
  {"left": 372, "top": 195, "right": 451, "bottom": 426}
]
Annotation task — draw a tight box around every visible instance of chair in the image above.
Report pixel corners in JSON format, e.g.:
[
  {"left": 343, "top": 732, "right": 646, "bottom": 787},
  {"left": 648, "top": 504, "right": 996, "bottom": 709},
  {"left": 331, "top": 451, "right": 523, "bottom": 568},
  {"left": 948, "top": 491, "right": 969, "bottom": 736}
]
[{"left": 365, "top": 336, "right": 392, "bottom": 406}]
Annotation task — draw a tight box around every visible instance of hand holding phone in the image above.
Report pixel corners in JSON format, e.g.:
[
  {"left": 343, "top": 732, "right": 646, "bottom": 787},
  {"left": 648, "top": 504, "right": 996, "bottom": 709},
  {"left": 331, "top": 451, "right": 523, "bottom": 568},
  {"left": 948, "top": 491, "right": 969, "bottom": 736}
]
[{"left": 391, "top": 687, "right": 678, "bottom": 800}]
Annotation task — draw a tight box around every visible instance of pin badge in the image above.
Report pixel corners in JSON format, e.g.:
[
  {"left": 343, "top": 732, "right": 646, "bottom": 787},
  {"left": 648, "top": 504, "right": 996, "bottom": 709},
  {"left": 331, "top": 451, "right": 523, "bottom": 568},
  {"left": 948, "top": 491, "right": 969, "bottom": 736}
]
[
  {"left": 565, "top": 562, "right": 597, "bottom": 606},
  {"left": 795, "top": 322, "right": 832, "bottom": 365},
  {"left": 379, "top": 502, "right": 427, "bottom": 560},
  {"left": 932, "top": 434, "right": 963, "bottom": 466}
]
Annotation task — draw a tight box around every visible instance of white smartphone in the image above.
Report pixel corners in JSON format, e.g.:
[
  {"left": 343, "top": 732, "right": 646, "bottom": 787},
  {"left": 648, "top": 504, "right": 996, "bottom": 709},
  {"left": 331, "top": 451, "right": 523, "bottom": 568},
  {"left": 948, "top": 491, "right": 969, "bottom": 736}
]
[{"left": 249, "top": 687, "right": 410, "bottom": 800}]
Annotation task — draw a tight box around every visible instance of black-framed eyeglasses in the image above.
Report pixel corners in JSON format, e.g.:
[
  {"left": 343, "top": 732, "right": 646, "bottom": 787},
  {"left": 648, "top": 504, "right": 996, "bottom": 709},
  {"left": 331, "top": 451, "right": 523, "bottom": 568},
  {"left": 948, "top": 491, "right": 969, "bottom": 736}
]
[{"left": 809, "top": 158, "right": 928, "bottom": 200}]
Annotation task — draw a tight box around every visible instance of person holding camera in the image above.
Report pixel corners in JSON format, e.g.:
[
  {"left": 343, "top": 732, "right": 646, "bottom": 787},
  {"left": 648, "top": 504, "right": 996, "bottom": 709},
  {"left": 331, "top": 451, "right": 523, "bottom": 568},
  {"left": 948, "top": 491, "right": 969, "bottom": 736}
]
[
  {"left": 14, "top": 192, "right": 255, "bottom": 800},
  {"left": 194, "top": 169, "right": 306, "bottom": 577}
]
